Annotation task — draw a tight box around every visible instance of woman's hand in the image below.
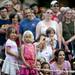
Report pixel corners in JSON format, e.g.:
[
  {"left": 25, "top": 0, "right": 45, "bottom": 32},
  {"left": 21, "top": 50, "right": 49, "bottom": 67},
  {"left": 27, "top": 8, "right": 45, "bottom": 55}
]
[{"left": 61, "top": 69, "right": 68, "bottom": 75}]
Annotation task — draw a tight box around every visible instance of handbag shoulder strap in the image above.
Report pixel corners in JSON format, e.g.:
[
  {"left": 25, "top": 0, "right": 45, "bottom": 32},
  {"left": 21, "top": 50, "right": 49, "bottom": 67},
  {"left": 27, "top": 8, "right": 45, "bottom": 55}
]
[{"left": 74, "top": 21, "right": 75, "bottom": 34}]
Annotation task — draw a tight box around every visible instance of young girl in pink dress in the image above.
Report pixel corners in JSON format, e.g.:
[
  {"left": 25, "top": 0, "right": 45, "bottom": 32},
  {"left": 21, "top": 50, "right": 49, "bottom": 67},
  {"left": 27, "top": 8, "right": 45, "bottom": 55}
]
[{"left": 20, "top": 30, "right": 37, "bottom": 75}]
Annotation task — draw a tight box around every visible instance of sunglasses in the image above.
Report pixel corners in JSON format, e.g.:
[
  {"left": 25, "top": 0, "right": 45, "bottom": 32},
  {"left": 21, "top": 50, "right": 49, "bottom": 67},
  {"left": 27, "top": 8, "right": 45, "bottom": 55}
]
[
  {"left": 51, "top": 4, "right": 59, "bottom": 7},
  {"left": 54, "top": 5, "right": 59, "bottom": 7},
  {"left": 46, "top": 12, "right": 53, "bottom": 14},
  {"left": 66, "top": 12, "right": 72, "bottom": 14},
  {"left": 11, "top": 31, "right": 17, "bottom": 34}
]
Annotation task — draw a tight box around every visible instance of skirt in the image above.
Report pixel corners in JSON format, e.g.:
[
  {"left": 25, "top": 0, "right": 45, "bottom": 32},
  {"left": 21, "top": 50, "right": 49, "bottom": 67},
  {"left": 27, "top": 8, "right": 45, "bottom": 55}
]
[
  {"left": 1, "top": 58, "right": 19, "bottom": 75},
  {"left": 19, "top": 65, "right": 37, "bottom": 75}
]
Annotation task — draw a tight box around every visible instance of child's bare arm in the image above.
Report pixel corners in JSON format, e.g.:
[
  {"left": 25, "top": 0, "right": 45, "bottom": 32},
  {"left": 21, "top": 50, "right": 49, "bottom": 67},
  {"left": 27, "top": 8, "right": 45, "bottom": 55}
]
[{"left": 5, "top": 47, "right": 19, "bottom": 58}]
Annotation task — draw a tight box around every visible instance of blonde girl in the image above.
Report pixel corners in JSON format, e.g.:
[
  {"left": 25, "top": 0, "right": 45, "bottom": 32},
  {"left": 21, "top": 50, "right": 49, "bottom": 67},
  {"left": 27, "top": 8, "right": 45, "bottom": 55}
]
[{"left": 20, "top": 30, "right": 37, "bottom": 75}]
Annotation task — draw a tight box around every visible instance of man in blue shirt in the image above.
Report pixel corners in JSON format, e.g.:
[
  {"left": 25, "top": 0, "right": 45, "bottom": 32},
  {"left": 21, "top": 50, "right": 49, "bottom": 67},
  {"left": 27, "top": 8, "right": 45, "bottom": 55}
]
[
  {"left": 0, "top": 7, "right": 11, "bottom": 46},
  {"left": 19, "top": 8, "right": 40, "bottom": 39}
]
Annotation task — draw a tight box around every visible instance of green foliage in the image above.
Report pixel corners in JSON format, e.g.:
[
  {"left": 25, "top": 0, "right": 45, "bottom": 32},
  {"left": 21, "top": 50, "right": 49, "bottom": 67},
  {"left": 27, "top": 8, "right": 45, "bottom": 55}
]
[
  {"left": 20, "top": 0, "right": 24, "bottom": 3},
  {"left": 37, "top": 0, "right": 52, "bottom": 8}
]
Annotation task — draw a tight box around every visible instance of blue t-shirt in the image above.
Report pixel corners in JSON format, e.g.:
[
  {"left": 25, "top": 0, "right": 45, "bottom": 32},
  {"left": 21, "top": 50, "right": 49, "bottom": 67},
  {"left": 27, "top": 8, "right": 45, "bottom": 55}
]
[
  {"left": 0, "top": 19, "right": 11, "bottom": 45},
  {"left": 19, "top": 17, "right": 40, "bottom": 38}
]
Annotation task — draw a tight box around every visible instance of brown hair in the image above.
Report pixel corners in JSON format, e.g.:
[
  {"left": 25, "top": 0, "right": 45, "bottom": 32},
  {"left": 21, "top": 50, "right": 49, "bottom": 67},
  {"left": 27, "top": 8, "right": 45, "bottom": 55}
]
[
  {"left": 54, "top": 49, "right": 65, "bottom": 62},
  {"left": 46, "top": 27, "right": 55, "bottom": 37},
  {"left": 6, "top": 27, "right": 16, "bottom": 39}
]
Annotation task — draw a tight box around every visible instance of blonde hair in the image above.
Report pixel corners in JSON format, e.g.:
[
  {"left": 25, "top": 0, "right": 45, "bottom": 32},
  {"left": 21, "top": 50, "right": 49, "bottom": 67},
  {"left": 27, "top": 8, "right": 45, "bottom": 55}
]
[{"left": 22, "top": 30, "right": 34, "bottom": 42}]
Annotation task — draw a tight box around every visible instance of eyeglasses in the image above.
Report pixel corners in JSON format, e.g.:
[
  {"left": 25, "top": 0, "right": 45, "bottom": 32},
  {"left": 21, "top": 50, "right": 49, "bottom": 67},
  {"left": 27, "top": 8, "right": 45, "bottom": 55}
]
[
  {"left": 11, "top": 31, "right": 17, "bottom": 34},
  {"left": 46, "top": 12, "right": 53, "bottom": 14},
  {"left": 54, "top": 5, "right": 59, "bottom": 7},
  {"left": 66, "top": 12, "right": 72, "bottom": 14},
  {"left": 51, "top": 4, "right": 59, "bottom": 7}
]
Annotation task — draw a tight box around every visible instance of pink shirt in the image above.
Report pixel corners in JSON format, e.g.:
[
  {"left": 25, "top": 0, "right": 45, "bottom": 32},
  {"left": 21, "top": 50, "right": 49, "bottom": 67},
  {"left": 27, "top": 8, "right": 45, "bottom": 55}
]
[{"left": 50, "top": 60, "right": 71, "bottom": 75}]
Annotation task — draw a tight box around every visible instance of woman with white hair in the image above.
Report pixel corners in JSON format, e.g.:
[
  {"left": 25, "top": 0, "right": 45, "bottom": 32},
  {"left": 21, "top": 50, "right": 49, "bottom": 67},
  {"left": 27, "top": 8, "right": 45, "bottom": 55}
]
[{"left": 20, "top": 30, "right": 37, "bottom": 75}]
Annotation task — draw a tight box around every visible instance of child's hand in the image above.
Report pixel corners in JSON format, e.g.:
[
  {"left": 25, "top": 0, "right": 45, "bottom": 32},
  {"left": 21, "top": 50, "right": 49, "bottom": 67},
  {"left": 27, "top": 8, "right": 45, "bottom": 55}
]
[
  {"left": 32, "top": 63, "right": 36, "bottom": 68},
  {"left": 15, "top": 52, "right": 19, "bottom": 59},
  {"left": 25, "top": 63, "right": 30, "bottom": 68},
  {"left": 21, "top": 64, "right": 30, "bottom": 69}
]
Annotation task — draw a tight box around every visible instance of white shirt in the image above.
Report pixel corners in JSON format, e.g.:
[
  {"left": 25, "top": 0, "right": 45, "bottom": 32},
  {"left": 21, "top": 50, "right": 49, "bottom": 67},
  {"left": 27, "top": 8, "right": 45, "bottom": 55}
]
[
  {"left": 37, "top": 45, "right": 53, "bottom": 62},
  {"left": 36, "top": 20, "right": 59, "bottom": 39},
  {"left": 5, "top": 39, "right": 18, "bottom": 62}
]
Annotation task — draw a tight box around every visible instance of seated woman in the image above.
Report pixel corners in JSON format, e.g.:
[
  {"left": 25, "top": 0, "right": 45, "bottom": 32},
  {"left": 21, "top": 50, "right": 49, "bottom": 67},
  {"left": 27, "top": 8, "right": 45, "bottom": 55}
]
[
  {"left": 50, "top": 49, "right": 71, "bottom": 75},
  {"left": 34, "top": 34, "right": 53, "bottom": 63}
]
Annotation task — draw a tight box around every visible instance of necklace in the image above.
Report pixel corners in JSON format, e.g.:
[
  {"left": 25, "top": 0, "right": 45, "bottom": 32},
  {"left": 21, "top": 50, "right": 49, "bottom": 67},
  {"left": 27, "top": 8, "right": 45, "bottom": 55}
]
[
  {"left": 44, "top": 20, "right": 51, "bottom": 27},
  {"left": 56, "top": 62, "right": 64, "bottom": 70}
]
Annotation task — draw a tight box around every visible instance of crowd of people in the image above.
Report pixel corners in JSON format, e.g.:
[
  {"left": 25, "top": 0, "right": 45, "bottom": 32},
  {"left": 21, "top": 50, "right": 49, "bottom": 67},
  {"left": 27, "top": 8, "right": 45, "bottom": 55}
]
[{"left": 0, "top": 0, "right": 75, "bottom": 75}]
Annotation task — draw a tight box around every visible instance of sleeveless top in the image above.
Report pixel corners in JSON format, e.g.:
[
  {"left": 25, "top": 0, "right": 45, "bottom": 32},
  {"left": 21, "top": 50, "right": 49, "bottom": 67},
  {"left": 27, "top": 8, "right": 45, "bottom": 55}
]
[{"left": 23, "top": 43, "right": 36, "bottom": 67}]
